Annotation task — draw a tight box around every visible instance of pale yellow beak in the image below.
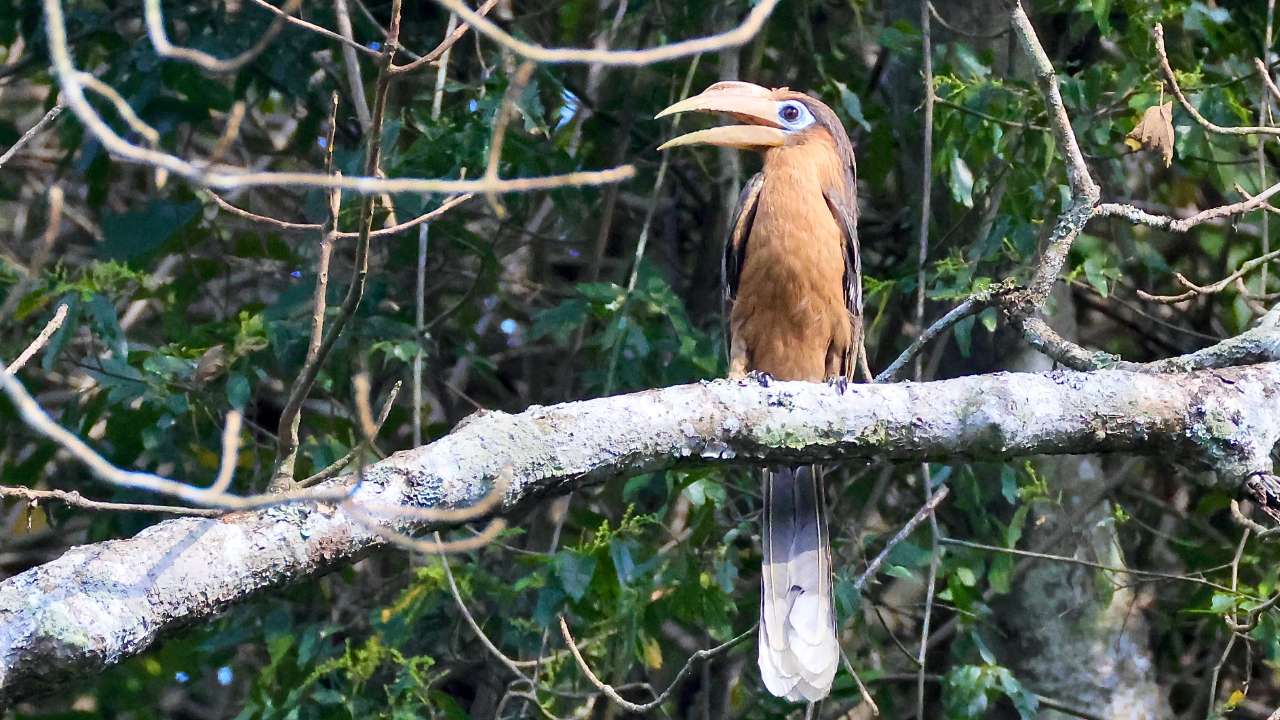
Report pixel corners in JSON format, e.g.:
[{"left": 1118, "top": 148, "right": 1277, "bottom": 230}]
[{"left": 656, "top": 81, "right": 786, "bottom": 151}]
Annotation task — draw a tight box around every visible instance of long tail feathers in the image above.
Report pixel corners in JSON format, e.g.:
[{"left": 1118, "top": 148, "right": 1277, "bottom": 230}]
[{"left": 759, "top": 465, "right": 839, "bottom": 702}]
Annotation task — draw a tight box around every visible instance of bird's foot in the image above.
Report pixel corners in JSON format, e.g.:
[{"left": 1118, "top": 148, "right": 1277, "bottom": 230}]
[
  {"left": 826, "top": 376, "right": 849, "bottom": 394},
  {"left": 747, "top": 370, "right": 774, "bottom": 387}
]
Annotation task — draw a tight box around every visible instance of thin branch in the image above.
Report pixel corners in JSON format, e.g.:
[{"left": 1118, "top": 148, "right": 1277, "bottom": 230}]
[
  {"left": 1094, "top": 179, "right": 1280, "bottom": 234},
  {"left": 76, "top": 72, "right": 159, "bottom": 146},
  {"left": 1007, "top": 0, "right": 1099, "bottom": 311},
  {"left": 0, "top": 365, "right": 320, "bottom": 509},
  {"left": 558, "top": 615, "right": 753, "bottom": 713},
  {"left": 44, "top": 0, "right": 634, "bottom": 195},
  {"left": 300, "top": 381, "right": 400, "bottom": 487},
  {"left": 243, "top": 0, "right": 379, "bottom": 57},
  {"left": 425, "top": 0, "right": 780, "bottom": 66},
  {"left": 274, "top": 6, "right": 403, "bottom": 485},
  {"left": 938, "top": 537, "right": 1235, "bottom": 591},
  {"left": 1136, "top": 247, "right": 1280, "bottom": 303},
  {"left": 1155, "top": 24, "right": 1280, "bottom": 138},
  {"left": 349, "top": 511, "right": 507, "bottom": 553},
  {"left": 391, "top": 0, "right": 503, "bottom": 74},
  {"left": 440, "top": 539, "right": 539, "bottom": 680},
  {"left": 0, "top": 99, "right": 63, "bottom": 170},
  {"left": 203, "top": 102, "right": 246, "bottom": 166},
  {"left": 274, "top": 98, "right": 342, "bottom": 486},
  {"left": 926, "top": 1, "right": 1009, "bottom": 40},
  {"left": 855, "top": 486, "right": 950, "bottom": 591},
  {"left": 334, "top": 0, "right": 372, "bottom": 130},
  {"left": 916, "top": 0, "right": 934, "bottom": 385},
  {"left": 484, "top": 60, "right": 536, "bottom": 213},
  {"left": 1230, "top": 499, "right": 1280, "bottom": 539},
  {"left": 0, "top": 486, "right": 222, "bottom": 516},
  {"left": 5, "top": 304, "right": 69, "bottom": 376},
  {"left": 207, "top": 191, "right": 322, "bottom": 231},
  {"left": 875, "top": 297, "right": 988, "bottom": 383},
  {"left": 143, "top": 0, "right": 303, "bottom": 74},
  {"left": 1259, "top": 58, "right": 1280, "bottom": 106}
]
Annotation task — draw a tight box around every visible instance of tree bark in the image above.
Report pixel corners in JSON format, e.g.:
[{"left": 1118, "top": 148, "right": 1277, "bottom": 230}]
[{"left": 4, "top": 363, "right": 1280, "bottom": 704}]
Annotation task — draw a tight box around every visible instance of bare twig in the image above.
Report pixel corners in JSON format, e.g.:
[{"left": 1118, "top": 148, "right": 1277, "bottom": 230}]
[
  {"left": 1095, "top": 180, "right": 1280, "bottom": 234},
  {"left": 1136, "top": 247, "right": 1280, "bottom": 303},
  {"left": 44, "top": 0, "right": 634, "bottom": 195},
  {"left": 1154, "top": 24, "right": 1280, "bottom": 138},
  {"left": 143, "top": 0, "right": 303, "bottom": 74},
  {"left": 839, "top": 650, "right": 880, "bottom": 716},
  {"left": 425, "top": 0, "right": 780, "bottom": 66},
  {"left": 0, "top": 486, "right": 222, "bottom": 516},
  {"left": 926, "top": 1, "right": 1009, "bottom": 40},
  {"left": 392, "top": 0, "right": 503, "bottom": 74},
  {"left": 334, "top": 0, "right": 372, "bottom": 130},
  {"left": 300, "top": 381, "right": 400, "bottom": 487},
  {"left": 243, "top": 0, "right": 379, "bottom": 57},
  {"left": 0, "top": 99, "right": 63, "bottom": 170},
  {"left": 0, "top": 366, "right": 310, "bottom": 509},
  {"left": 274, "top": 6, "right": 404, "bottom": 485},
  {"left": 1007, "top": 1, "right": 1099, "bottom": 311},
  {"left": 203, "top": 102, "right": 246, "bottom": 166},
  {"left": 558, "top": 615, "right": 753, "bottom": 713},
  {"left": 938, "top": 536, "right": 1235, "bottom": 591},
  {"left": 5, "top": 304, "right": 69, "bottom": 376},
  {"left": 484, "top": 60, "right": 536, "bottom": 214},
  {"left": 853, "top": 486, "right": 950, "bottom": 591},
  {"left": 1230, "top": 499, "right": 1280, "bottom": 538},
  {"left": 875, "top": 297, "right": 988, "bottom": 383},
  {"left": 274, "top": 98, "right": 341, "bottom": 486},
  {"left": 916, "top": 0, "right": 935, "bottom": 385}
]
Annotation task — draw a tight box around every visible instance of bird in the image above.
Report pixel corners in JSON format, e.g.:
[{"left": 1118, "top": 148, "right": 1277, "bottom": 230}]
[{"left": 656, "top": 81, "right": 863, "bottom": 703}]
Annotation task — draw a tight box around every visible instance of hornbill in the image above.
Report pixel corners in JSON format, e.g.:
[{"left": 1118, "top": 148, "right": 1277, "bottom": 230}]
[{"left": 657, "top": 82, "right": 864, "bottom": 703}]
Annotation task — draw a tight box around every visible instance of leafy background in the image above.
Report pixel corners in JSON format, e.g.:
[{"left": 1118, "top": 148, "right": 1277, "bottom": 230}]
[{"left": 4, "top": 0, "right": 1280, "bottom": 717}]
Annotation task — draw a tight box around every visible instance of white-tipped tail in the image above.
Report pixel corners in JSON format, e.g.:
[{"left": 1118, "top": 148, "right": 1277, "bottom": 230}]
[{"left": 759, "top": 465, "right": 839, "bottom": 702}]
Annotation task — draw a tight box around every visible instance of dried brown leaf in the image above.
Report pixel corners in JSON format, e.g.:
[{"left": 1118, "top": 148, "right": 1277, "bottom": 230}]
[{"left": 1125, "top": 102, "right": 1175, "bottom": 167}]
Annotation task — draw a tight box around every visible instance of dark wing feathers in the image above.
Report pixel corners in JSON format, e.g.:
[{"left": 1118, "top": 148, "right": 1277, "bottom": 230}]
[
  {"left": 823, "top": 175, "right": 864, "bottom": 381},
  {"left": 723, "top": 172, "right": 765, "bottom": 308}
]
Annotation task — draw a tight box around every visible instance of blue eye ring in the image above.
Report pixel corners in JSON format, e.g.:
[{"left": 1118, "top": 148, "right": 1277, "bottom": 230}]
[{"left": 777, "top": 101, "right": 814, "bottom": 130}]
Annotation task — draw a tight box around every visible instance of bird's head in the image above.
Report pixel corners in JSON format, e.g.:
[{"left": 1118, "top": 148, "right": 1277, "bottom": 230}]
[{"left": 655, "top": 81, "right": 849, "bottom": 154}]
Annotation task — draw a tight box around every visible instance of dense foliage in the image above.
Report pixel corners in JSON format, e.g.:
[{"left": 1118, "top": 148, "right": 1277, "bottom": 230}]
[{"left": 6, "top": 0, "right": 1280, "bottom": 717}]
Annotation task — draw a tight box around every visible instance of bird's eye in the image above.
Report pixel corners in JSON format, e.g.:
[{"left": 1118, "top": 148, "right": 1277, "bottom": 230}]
[{"left": 777, "top": 101, "right": 813, "bottom": 129}]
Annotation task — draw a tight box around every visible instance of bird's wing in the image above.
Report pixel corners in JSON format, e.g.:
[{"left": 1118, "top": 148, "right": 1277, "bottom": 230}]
[
  {"left": 723, "top": 172, "right": 765, "bottom": 308},
  {"left": 823, "top": 171, "right": 864, "bottom": 381},
  {"left": 723, "top": 172, "right": 765, "bottom": 372}
]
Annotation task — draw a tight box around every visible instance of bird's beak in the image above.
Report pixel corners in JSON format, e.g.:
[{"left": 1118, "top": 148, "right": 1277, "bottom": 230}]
[{"left": 656, "top": 81, "right": 786, "bottom": 151}]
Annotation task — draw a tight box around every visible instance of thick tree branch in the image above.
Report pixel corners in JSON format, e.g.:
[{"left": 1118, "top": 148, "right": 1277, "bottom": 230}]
[{"left": 5, "top": 363, "right": 1280, "bottom": 702}]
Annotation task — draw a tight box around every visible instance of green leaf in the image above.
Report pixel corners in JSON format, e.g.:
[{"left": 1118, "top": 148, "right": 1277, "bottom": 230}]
[
  {"left": 988, "top": 554, "right": 1014, "bottom": 594},
  {"left": 1000, "top": 465, "right": 1018, "bottom": 504},
  {"left": 885, "top": 565, "right": 919, "bottom": 582},
  {"left": 226, "top": 374, "right": 250, "bottom": 409},
  {"left": 100, "top": 200, "right": 200, "bottom": 260},
  {"left": 949, "top": 154, "right": 975, "bottom": 208},
  {"left": 834, "top": 80, "right": 872, "bottom": 132},
  {"left": 1210, "top": 593, "right": 1239, "bottom": 614},
  {"left": 554, "top": 550, "right": 597, "bottom": 601},
  {"left": 954, "top": 314, "right": 976, "bottom": 357}
]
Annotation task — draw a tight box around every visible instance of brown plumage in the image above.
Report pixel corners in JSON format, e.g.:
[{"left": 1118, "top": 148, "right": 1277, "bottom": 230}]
[{"left": 657, "top": 82, "right": 863, "bottom": 703}]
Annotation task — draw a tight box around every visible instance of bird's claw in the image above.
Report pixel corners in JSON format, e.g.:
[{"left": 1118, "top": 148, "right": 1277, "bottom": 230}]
[
  {"left": 826, "top": 376, "right": 849, "bottom": 394},
  {"left": 747, "top": 370, "right": 774, "bottom": 387}
]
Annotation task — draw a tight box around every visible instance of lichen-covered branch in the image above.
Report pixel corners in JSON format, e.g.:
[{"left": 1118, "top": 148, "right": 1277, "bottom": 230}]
[{"left": 5, "top": 364, "right": 1280, "bottom": 703}]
